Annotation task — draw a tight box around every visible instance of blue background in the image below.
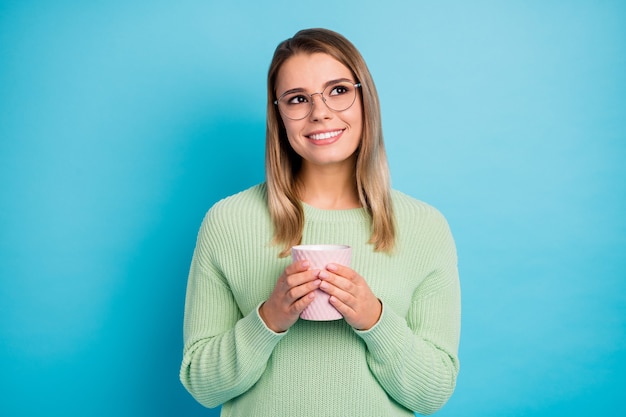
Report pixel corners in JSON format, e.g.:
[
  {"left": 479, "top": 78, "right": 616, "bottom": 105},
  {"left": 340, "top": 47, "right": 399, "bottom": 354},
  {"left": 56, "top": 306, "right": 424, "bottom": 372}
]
[{"left": 1, "top": 1, "right": 624, "bottom": 415}]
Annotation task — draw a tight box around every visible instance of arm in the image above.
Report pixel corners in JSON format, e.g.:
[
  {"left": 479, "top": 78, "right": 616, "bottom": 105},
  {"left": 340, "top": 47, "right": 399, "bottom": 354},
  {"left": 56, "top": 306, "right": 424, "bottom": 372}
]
[
  {"left": 179, "top": 213, "right": 285, "bottom": 408},
  {"left": 356, "top": 216, "right": 461, "bottom": 415},
  {"left": 319, "top": 211, "right": 460, "bottom": 414},
  {"left": 356, "top": 264, "right": 461, "bottom": 415}
]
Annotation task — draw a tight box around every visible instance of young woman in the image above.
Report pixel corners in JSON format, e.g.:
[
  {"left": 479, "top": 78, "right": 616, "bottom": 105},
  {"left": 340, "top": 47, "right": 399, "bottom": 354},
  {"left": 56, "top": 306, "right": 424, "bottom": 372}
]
[{"left": 180, "top": 28, "right": 461, "bottom": 416}]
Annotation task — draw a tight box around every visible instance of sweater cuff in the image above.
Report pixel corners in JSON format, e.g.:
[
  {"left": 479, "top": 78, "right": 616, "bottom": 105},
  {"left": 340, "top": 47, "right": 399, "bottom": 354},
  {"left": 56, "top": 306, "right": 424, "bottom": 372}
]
[
  {"left": 235, "top": 303, "right": 287, "bottom": 358},
  {"left": 353, "top": 301, "right": 408, "bottom": 355},
  {"left": 254, "top": 302, "right": 290, "bottom": 336}
]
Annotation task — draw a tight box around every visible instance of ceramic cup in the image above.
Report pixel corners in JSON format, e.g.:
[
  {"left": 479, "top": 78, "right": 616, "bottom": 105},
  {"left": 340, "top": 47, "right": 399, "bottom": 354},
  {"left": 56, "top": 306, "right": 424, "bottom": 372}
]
[{"left": 291, "top": 244, "right": 352, "bottom": 321}]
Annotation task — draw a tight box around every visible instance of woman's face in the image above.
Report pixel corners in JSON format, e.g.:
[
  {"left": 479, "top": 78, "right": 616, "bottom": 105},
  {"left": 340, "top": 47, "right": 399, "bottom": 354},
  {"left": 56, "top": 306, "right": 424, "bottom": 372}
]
[{"left": 275, "top": 52, "right": 363, "bottom": 171}]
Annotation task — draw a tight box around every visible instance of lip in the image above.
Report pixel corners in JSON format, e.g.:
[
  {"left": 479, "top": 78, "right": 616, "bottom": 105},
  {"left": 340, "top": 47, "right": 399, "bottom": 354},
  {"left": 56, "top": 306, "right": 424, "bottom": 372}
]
[{"left": 305, "top": 128, "right": 345, "bottom": 145}]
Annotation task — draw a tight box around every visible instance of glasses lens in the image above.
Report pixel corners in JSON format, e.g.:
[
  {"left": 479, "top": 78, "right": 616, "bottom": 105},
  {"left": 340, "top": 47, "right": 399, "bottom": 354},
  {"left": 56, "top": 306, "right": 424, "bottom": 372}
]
[
  {"left": 324, "top": 81, "right": 358, "bottom": 112},
  {"left": 277, "top": 92, "right": 311, "bottom": 120},
  {"left": 277, "top": 82, "right": 360, "bottom": 120}
]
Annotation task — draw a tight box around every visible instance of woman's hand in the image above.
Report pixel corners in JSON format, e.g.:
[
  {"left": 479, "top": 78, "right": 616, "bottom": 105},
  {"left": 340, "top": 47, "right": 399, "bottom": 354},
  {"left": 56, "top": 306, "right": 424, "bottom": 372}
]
[
  {"left": 318, "top": 264, "right": 382, "bottom": 330},
  {"left": 259, "top": 260, "right": 321, "bottom": 333}
]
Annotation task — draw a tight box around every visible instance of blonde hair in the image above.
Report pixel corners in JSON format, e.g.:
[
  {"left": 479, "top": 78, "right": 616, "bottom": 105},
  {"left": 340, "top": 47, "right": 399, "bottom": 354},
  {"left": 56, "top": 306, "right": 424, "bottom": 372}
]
[{"left": 266, "top": 28, "right": 395, "bottom": 257}]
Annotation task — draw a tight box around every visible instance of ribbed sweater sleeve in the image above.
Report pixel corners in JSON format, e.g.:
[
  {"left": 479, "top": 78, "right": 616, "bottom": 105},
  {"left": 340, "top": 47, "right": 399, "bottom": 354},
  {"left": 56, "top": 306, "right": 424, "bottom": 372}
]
[
  {"left": 179, "top": 199, "right": 286, "bottom": 408},
  {"left": 356, "top": 198, "right": 460, "bottom": 414}
]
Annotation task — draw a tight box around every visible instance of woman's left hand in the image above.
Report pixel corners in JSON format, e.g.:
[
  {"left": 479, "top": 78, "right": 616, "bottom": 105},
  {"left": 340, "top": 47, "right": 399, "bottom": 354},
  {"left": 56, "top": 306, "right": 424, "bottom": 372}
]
[{"left": 318, "top": 264, "right": 382, "bottom": 330}]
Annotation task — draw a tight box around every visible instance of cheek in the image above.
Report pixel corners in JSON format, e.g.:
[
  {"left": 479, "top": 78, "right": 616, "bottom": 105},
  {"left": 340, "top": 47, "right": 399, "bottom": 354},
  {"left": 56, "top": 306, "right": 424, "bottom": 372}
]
[
  {"left": 282, "top": 120, "right": 303, "bottom": 143},
  {"left": 282, "top": 122, "right": 304, "bottom": 153},
  {"left": 349, "top": 99, "right": 364, "bottom": 124},
  {"left": 348, "top": 108, "right": 364, "bottom": 138},
  {"left": 283, "top": 121, "right": 296, "bottom": 136}
]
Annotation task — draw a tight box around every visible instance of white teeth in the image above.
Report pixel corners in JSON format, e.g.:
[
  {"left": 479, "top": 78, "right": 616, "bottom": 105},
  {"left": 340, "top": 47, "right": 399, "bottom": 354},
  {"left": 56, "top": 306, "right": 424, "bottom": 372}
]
[{"left": 308, "top": 130, "right": 342, "bottom": 140}]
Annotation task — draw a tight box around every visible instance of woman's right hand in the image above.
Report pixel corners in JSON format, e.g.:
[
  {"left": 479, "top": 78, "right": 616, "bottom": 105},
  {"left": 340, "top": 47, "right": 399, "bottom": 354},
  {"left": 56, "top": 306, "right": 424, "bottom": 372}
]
[{"left": 259, "top": 260, "right": 321, "bottom": 333}]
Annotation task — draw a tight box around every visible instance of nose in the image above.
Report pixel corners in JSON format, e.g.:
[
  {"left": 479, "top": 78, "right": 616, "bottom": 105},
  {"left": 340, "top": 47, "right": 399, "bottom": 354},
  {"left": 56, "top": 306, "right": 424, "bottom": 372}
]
[{"left": 309, "top": 93, "right": 330, "bottom": 120}]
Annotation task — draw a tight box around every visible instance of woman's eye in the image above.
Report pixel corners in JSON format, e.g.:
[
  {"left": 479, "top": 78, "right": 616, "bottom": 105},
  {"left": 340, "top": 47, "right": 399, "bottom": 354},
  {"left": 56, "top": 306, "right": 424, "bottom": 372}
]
[
  {"left": 286, "top": 95, "right": 308, "bottom": 105},
  {"left": 329, "top": 85, "right": 349, "bottom": 96}
]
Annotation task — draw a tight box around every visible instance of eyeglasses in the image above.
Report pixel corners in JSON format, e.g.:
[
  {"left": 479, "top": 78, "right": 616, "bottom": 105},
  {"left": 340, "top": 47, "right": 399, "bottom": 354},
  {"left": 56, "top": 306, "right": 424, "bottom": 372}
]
[{"left": 274, "top": 81, "right": 361, "bottom": 120}]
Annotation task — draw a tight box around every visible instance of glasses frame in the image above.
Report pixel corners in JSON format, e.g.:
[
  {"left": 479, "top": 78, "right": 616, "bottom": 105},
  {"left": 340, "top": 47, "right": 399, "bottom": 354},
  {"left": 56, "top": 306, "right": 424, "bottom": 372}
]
[{"left": 274, "top": 82, "right": 362, "bottom": 121}]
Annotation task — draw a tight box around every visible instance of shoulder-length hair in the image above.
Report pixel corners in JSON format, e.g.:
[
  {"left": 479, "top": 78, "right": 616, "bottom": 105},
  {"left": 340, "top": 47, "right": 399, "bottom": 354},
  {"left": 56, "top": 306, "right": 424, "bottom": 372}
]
[{"left": 266, "top": 28, "right": 395, "bottom": 257}]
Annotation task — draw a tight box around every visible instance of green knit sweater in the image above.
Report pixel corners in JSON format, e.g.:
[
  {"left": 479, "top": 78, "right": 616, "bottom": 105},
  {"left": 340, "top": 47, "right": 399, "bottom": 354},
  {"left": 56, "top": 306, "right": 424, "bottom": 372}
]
[{"left": 180, "top": 184, "right": 460, "bottom": 416}]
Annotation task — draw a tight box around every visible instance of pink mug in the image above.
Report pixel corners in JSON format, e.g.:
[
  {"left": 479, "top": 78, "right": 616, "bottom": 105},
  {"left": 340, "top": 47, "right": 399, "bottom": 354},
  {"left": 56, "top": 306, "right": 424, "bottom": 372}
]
[{"left": 291, "top": 244, "right": 352, "bottom": 321}]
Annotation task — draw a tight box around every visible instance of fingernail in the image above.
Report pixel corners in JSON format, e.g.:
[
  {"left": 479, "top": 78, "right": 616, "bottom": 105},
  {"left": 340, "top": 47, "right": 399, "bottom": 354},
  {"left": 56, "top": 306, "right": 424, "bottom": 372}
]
[
  {"left": 318, "top": 271, "right": 329, "bottom": 279},
  {"left": 326, "top": 263, "right": 338, "bottom": 272},
  {"left": 302, "top": 261, "right": 310, "bottom": 269}
]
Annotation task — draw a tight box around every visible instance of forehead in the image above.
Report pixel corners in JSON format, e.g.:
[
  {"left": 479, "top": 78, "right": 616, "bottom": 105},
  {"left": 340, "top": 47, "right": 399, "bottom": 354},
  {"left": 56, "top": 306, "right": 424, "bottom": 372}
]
[{"left": 275, "top": 52, "right": 352, "bottom": 94}]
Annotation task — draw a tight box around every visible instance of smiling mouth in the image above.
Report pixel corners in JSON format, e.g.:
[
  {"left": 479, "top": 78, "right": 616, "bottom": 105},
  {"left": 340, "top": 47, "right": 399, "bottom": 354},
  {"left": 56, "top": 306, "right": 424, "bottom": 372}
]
[{"left": 307, "top": 129, "right": 344, "bottom": 141}]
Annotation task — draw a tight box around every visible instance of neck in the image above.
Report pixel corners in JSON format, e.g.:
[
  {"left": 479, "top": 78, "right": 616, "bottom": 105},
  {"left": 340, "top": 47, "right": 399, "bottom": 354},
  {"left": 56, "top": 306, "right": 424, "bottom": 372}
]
[{"left": 297, "top": 161, "right": 361, "bottom": 210}]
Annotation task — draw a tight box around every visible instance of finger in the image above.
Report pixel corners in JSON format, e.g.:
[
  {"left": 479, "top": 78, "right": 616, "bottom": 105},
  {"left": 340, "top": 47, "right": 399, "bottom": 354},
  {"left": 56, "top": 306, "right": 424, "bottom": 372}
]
[
  {"left": 284, "top": 267, "right": 321, "bottom": 289},
  {"left": 319, "top": 278, "right": 355, "bottom": 305},
  {"left": 284, "top": 260, "right": 311, "bottom": 276},
  {"left": 318, "top": 269, "right": 354, "bottom": 293},
  {"left": 327, "top": 293, "right": 355, "bottom": 318},
  {"left": 291, "top": 288, "right": 318, "bottom": 313},
  {"left": 325, "top": 263, "right": 358, "bottom": 281},
  {"left": 285, "top": 277, "right": 321, "bottom": 302}
]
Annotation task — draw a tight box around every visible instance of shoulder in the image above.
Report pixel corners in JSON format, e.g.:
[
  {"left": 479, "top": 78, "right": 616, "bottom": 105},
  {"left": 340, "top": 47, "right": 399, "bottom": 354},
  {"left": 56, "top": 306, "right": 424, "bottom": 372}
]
[
  {"left": 192, "top": 184, "right": 271, "bottom": 270},
  {"left": 391, "top": 189, "right": 446, "bottom": 222},
  {"left": 201, "top": 183, "right": 269, "bottom": 229},
  {"left": 210, "top": 183, "right": 268, "bottom": 214},
  {"left": 391, "top": 189, "right": 453, "bottom": 239}
]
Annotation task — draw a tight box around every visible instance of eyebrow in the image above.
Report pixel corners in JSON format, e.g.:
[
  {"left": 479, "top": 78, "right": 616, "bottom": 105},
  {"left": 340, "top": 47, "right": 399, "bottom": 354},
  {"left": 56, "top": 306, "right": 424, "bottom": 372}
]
[{"left": 278, "top": 78, "right": 354, "bottom": 97}]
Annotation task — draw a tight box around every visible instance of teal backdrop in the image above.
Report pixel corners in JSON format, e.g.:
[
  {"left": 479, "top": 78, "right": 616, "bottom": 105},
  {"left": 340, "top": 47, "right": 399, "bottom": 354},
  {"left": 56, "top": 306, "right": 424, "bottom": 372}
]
[{"left": 1, "top": 1, "right": 624, "bottom": 415}]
